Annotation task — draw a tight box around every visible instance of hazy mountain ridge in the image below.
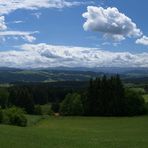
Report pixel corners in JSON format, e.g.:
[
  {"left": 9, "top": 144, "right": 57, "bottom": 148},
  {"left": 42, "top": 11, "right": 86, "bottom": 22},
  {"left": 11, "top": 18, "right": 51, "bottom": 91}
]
[{"left": 0, "top": 67, "right": 148, "bottom": 83}]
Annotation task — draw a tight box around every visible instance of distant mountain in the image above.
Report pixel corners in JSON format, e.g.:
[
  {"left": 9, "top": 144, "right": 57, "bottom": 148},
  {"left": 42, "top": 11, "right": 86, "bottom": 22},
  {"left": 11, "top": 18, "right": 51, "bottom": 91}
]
[
  {"left": 0, "top": 68, "right": 103, "bottom": 83},
  {"left": 0, "top": 67, "right": 148, "bottom": 84},
  {"left": 0, "top": 67, "right": 22, "bottom": 72},
  {"left": 41, "top": 67, "right": 148, "bottom": 74}
]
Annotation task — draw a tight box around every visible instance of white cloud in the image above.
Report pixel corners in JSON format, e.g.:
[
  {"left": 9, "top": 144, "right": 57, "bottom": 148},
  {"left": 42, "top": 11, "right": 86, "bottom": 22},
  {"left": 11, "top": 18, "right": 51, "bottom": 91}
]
[
  {"left": 0, "top": 15, "right": 36, "bottom": 42},
  {"left": 0, "top": 31, "right": 37, "bottom": 42},
  {"left": 21, "top": 34, "right": 36, "bottom": 42},
  {"left": 136, "top": 36, "right": 148, "bottom": 46},
  {"left": 0, "top": 0, "right": 91, "bottom": 42},
  {"left": 82, "top": 6, "right": 142, "bottom": 42},
  {"left": 32, "top": 12, "right": 42, "bottom": 19},
  {"left": 0, "top": 43, "right": 147, "bottom": 68},
  {"left": 12, "top": 20, "right": 24, "bottom": 24},
  {"left": 0, "top": 0, "right": 91, "bottom": 15},
  {"left": 0, "top": 16, "right": 7, "bottom": 30}
]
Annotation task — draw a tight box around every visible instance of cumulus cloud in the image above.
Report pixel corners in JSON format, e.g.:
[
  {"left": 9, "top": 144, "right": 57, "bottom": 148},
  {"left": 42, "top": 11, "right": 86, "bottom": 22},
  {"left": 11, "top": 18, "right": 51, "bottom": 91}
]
[
  {"left": 0, "top": 43, "right": 147, "bottom": 68},
  {"left": 82, "top": 6, "right": 142, "bottom": 42},
  {"left": 0, "top": 0, "right": 91, "bottom": 15},
  {"left": 136, "top": 36, "right": 148, "bottom": 46},
  {"left": 0, "top": 31, "right": 37, "bottom": 42}
]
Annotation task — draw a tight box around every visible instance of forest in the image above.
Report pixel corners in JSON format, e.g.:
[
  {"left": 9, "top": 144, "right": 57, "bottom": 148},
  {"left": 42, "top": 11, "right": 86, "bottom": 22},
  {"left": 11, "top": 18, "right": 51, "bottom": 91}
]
[{"left": 0, "top": 75, "right": 147, "bottom": 126}]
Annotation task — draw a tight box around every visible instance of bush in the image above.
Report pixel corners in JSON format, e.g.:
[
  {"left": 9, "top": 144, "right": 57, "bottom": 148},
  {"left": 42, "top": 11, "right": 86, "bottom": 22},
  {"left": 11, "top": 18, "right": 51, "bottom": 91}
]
[
  {"left": 60, "top": 93, "right": 84, "bottom": 116},
  {"left": 34, "top": 105, "right": 42, "bottom": 115},
  {"left": 41, "top": 104, "right": 53, "bottom": 115},
  {"left": 51, "top": 102, "right": 60, "bottom": 113},
  {"left": 0, "top": 108, "right": 3, "bottom": 123},
  {"left": 125, "top": 90, "right": 147, "bottom": 116},
  {"left": 4, "top": 107, "right": 27, "bottom": 127},
  {"left": 145, "top": 103, "right": 148, "bottom": 114},
  {"left": 129, "top": 87, "right": 145, "bottom": 95},
  {"left": 47, "top": 107, "right": 54, "bottom": 116}
]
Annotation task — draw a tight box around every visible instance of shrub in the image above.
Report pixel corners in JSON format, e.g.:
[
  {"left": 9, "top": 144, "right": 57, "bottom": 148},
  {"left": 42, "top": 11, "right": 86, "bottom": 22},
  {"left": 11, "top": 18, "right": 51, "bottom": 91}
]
[
  {"left": 4, "top": 107, "right": 27, "bottom": 127},
  {"left": 34, "top": 105, "right": 42, "bottom": 115},
  {"left": 125, "top": 90, "right": 147, "bottom": 116},
  {"left": 129, "top": 87, "right": 145, "bottom": 95},
  {"left": 60, "top": 93, "right": 84, "bottom": 116},
  {"left": 47, "top": 107, "right": 54, "bottom": 116},
  {"left": 0, "top": 108, "right": 3, "bottom": 123},
  {"left": 145, "top": 103, "right": 148, "bottom": 114},
  {"left": 51, "top": 102, "right": 60, "bottom": 113},
  {"left": 40, "top": 104, "right": 53, "bottom": 115}
]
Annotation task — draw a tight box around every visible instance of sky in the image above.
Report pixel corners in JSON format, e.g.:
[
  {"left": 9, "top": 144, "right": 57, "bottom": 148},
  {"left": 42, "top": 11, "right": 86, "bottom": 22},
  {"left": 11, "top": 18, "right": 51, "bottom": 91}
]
[{"left": 0, "top": 0, "right": 148, "bottom": 68}]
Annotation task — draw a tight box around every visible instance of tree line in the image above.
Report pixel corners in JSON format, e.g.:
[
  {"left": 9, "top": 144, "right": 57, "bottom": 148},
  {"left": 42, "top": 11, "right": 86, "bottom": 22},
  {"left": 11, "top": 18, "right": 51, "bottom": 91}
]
[{"left": 0, "top": 75, "right": 147, "bottom": 118}]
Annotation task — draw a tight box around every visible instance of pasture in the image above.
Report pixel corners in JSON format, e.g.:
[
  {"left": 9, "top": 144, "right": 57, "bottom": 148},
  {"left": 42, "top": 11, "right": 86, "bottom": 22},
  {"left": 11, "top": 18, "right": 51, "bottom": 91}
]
[{"left": 0, "top": 116, "right": 148, "bottom": 148}]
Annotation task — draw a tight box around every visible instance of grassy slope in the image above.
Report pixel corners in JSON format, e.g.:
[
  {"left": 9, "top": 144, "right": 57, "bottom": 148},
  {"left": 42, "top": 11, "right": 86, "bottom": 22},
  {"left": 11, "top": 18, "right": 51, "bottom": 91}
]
[{"left": 0, "top": 116, "right": 148, "bottom": 148}]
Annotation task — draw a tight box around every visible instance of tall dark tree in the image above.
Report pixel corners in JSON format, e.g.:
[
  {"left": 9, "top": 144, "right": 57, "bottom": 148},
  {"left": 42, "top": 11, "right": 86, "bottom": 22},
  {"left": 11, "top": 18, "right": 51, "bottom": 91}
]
[
  {"left": 0, "top": 88, "right": 9, "bottom": 109},
  {"left": 83, "top": 75, "right": 133, "bottom": 116},
  {"left": 9, "top": 87, "right": 34, "bottom": 114},
  {"left": 83, "top": 78, "right": 95, "bottom": 115}
]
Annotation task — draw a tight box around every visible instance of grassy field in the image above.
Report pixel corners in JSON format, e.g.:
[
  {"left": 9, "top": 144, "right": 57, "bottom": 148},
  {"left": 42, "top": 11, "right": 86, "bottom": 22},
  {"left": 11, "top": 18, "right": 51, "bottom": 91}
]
[{"left": 0, "top": 116, "right": 148, "bottom": 148}]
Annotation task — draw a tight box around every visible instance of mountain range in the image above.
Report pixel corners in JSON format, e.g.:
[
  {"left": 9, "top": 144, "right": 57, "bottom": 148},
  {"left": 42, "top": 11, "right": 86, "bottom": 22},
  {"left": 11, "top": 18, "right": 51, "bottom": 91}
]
[{"left": 0, "top": 67, "right": 148, "bottom": 83}]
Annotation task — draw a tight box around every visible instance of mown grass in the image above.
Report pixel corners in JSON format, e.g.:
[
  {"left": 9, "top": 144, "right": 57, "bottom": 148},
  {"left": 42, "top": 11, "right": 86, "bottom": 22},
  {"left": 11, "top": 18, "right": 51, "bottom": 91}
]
[{"left": 0, "top": 116, "right": 148, "bottom": 148}]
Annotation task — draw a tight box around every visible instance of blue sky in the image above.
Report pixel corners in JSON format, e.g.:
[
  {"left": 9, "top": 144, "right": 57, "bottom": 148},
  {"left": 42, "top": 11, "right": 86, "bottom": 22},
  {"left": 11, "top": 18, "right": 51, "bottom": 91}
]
[{"left": 0, "top": 0, "right": 148, "bottom": 68}]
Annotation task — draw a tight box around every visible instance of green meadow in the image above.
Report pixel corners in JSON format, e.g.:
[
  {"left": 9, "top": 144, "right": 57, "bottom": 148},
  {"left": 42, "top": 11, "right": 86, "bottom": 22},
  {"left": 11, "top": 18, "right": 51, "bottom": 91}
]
[{"left": 0, "top": 116, "right": 148, "bottom": 148}]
